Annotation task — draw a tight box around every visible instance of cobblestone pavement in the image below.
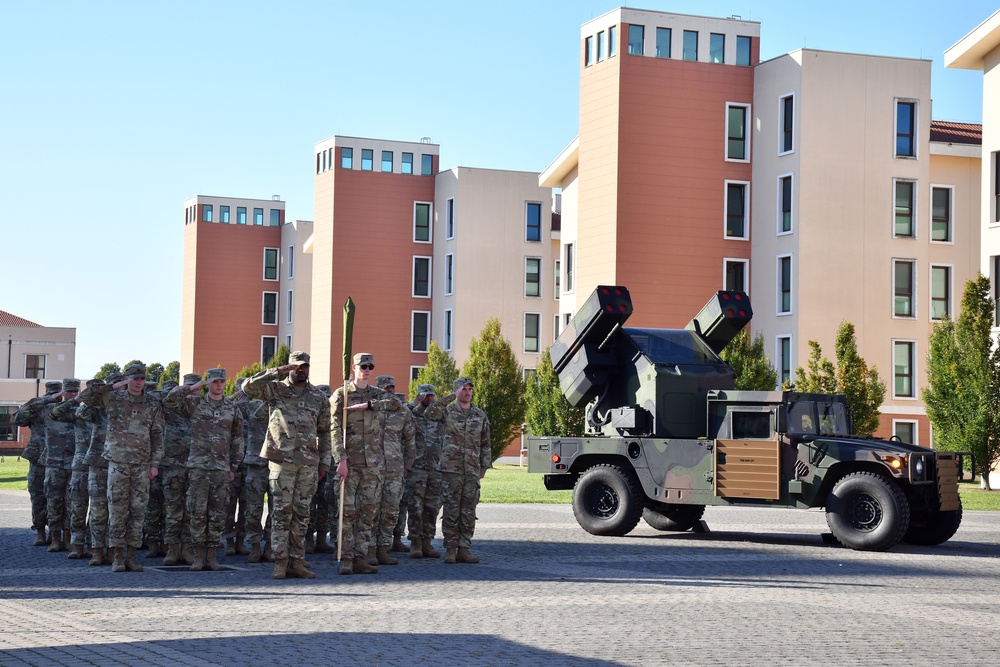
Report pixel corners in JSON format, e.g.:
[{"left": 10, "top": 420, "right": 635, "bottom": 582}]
[{"left": 1, "top": 488, "right": 999, "bottom": 666}]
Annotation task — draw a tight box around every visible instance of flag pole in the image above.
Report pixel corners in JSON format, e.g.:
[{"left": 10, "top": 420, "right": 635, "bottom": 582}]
[{"left": 336, "top": 297, "right": 355, "bottom": 562}]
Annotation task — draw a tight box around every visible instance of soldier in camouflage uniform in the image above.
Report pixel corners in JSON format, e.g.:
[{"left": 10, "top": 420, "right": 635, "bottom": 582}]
[
  {"left": 404, "top": 384, "right": 444, "bottom": 559},
  {"left": 331, "top": 352, "right": 401, "bottom": 575},
  {"left": 233, "top": 379, "right": 271, "bottom": 563},
  {"left": 51, "top": 379, "right": 102, "bottom": 559},
  {"left": 163, "top": 368, "right": 244, "bottom": 571},
  {"left": 77, "top": 373, "right": 119, "bottom": 566},
  {"left": 305, "top": 384, "right": 336, "bottom": 556},
  {"left": 14, "top": 380, "right": 61, "bottom": 546},
  {"left": 243, "top": 351, "right": 331, "bottom": 580},
  {"left": 158, "top": 373, "right": 198, "bottom": 565},
  {"left": 372, "top": 375, "right": 415, "bottom": 566},
  {"left": 40, "top": 379, "right": 80, "bottom": 553},
  {"left": 80, "top": 362, "right": 164, "bottom": 573},
  {"left": 425, "top": 377, "right": 492, "bottom": 564},
  {"left": 142, "top": 382, "right": 168, "bottom": 558}
]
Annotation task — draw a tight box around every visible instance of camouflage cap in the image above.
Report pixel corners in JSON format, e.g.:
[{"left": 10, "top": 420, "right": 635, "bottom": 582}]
[
  {"left": 123, "top": 362, "right": 146, "bottom": 379},
  {"left": 85, "top": 378, "right": 104, "bottom": 388},
  {"left": 289, "top": 350, "right": 310, "bottom": 365},
  {"left": 44, "top": 381, "right": 63, "bottom": 394},
  {"left": 315, "top": 384, "right": 333, "bottom": 397},
  {"left": 417, "top": 383, "right": 436, "bottom": 396},
  {"left": 106, "top": 372, "right": 124, "bottom": 385},
  {"left": 204, "top": 368, "right": 227, "bottom": 383},
  {"left": 375, "top": 375, "right": 395, "bottom": 389},
  {"left": 453, "top": 377, "right": 474, "bottom": 392},
  {"left": 144, "top": 381, "right": 158, "bottom": 392},
  {"left": 235, "top": 377, "right": 247, "bottom": 390},
  {"left": 63, "top": 378, "right": 81, "bottom": 392},
  {"left": 160, "top": 380, "right": 178, "bottom": 391},
  {"left": 182, "top": 373, "right": 202, "bottom": 385},
  {"left": 353, "top": 352, "right": 374, "bottom": 366}
]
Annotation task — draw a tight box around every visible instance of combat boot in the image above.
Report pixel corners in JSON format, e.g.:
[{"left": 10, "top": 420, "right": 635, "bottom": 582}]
[
  {"left": 63, "top": 530, "right": 72, "bottom": 551},
  {"left": 190, "top": 546, "right": 205, "bottom": 572},
  {"left": 376, "top": 547, "right": 399, "bottom": 565},
  {"left": 33, "top": 528, "right": 47, "bottom": 546},
  {"left": 315, "top": 532, "right": 335, "bottom": 553},
  {"left": 67, "top": 544, "right": 87, "bottom": 559},
  {"left": 287, "top": 558, "right": 316, "bottom": 579},
  {"left": 235, "top": 533, "right": 250, "bottom": 556},
  {"left": 444, "top": 547, "right": 457, "bottom": 564},
  {"left": 410, "top": 539, "right": 423, "bottom": 559},
  {"left": 263, "top": 541, "right": 273, "bottom": 562},
  {"left": 111, "top": 547, "right": 126, "bottom": 572},
  {"left": 205, "top": 547, "right": 224, "bottom": 571},
  {"left": 47, "top": 530, "right": 64, "bottom": 553},
  {"left": 247, "top": 543, "right": 262, "bottom": 563},
  {"left": 338, "top": 557, "right": 354, "bottom": 575},
  {"left": 146, "top": 540, "right": 164, "bottom": 559},
  {"left": 163, "top": 544, "right": 180, "bottom": 566},
  {"left": 352, "top": 555, "right": 379, "bottom": 574},
  {"left": 421, "top": 538, "right": 441, "bottom": 559},
  {"left": 365, "top": 546, "right": 378, "bottom": 566},
  {"left": 272, "top": 558, "right": 288, "bottom": 580},
  {"left": 224, "top": 538, "right": 236, "bottom": 556},
  {"left": 304, "top": 532, "right": 315, "bottom": 554},
  {"left": 181, "top": 543, "right": 195, "bottom": 565},
  {"left": 124, "top": 546, "right": 144, "bottom": 572},
  {"left": 457, "top": 547, "right": 480, "bottom": 564},
  {"left": 88, "top": 548, "right": 105, "bottom": 567},
  {"left": 390, "top": 532, "right": 406, "bottom": 552}
]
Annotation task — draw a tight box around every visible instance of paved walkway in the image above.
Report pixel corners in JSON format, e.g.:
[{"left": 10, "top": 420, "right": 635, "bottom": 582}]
[{"left": 1, "top": 489, "right": 999, "bottom": 666}]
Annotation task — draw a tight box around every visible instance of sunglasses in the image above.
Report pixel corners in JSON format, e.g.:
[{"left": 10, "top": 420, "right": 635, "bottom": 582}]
[{"left": 359, "top": 364, "right": 375, "bottom": 370}]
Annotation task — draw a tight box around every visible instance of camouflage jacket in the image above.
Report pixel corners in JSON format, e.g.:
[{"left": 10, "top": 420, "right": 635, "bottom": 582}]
[
  {"left": 331, "top": 381, "right": 402, "bottom": 468},
  {"left": 14, "top": 395, "right": 54, "bottom": 463},
  {"left": 41, "top": 401, "right": 76, "bottom": 469},
  {"left": 80, "top": 384, "right": 164, "bottom": 468},
  {"left": 407, "top": 402, "right": 443, "bottom": 471},
  {"left": 163, "top": 388, "right": 244, "bottom": 472},
  {"left": 159, "top": 401, "right": 194, "bottom": 468},
  {"left": 51, "top": 398, "right": 93, "bottom": 470},
  {"left": 76, "top": 403, "right": 108, "bottom": 468},
  {"left": 377, "top": 403, "right": 416, "bottom": 474},
  {"left": 235, "top": 396, "right": 267, "bottom": 466},
  {"left": 425, "top": 394, "right": 492, "bottom": 476},
  {"left": 243, "top": 368, "right": 332, "bottom": 471}
]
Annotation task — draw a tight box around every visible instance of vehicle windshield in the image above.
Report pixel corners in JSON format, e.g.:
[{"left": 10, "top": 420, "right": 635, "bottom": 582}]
[{"left": 788, "top": 400, "right": 850, "bottom": 436}]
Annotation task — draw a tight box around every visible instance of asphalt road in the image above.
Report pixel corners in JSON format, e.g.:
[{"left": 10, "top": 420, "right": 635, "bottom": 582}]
[{"left": 1, "top": 489, "right": 998, "bottom": 666}]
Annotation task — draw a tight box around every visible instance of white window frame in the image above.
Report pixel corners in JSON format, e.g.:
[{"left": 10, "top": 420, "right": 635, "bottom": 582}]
[
  {"left": 777, "top": 173, "right": 794, "bottom": 236},
  {"left": 443, "top": 309, "right": 453, "bottom": 351},
  {"left": 263, "top": 247, "right": 279, "bottom": 281},
  {"left": 409, "top": 366, "right": 423, "bottom": 384},
  {"left": 776, "top": 254, "right": 793, "bottom": 316},
  {"left": 262, "top": 292, "right": 279, "bottom": 326},
  {"left": 778, "top": 92, "right": 795, "bottom": 156},
  {"left": 564, "top": 243, "right": 575, "bottom": 294},
  {"left": 553, "top": 314, "right": 561, "bottom": 341},
  {"left": 929, "top": 184, "right": 954, "bottom": 244},
  {"left": 525, "top": 256, "right": 542, "bottom": 298},
  {"left": 287, "top": 245, "right": 295, "bottom": 279},
  {"left": 413, "top": 201, "right": 433, "bottom": 244},
  {"left": 892, "top": 419, "right": 919, "bottom": 446},
  {"left": 525, "top": 201, "right": 543, "bottom": 243},
  {"left": 524, "top": 312, "right": 541, "bottom": 354},
  {"left": 412, "top": 256, "right": 432, "bottom": 298},
  {"left": 444, "top": 253, "right": 454, "bottom": 296},
  {"left": 724, "top": 180, "right": 751, "bottom": 241},
  {"left": 892, "top": 339, "right": 917, "bottom": 399},
  {"left": 445, "top": 197, "right": 455, "bottom": 240},
  {"left": 285, "top": 334, "right": 292, "bottom": 349},
  {"left": 723, "top": 257, "right": 749, "bottom": 294},
  {"left": 261, "top": 336, "right": 277, "bottom": 365},
  {"left": 286, "top": 289, "right": 293, "bottom": 324},
  {"left": 892, "top": 258, "right": 917, "bottom": 320},
  {"left": 892, "top": 178, "right": 917, "bottom": 239},
  {"left": 554, "top": 258, "right": 561, "bottom": 300},
  {"left": 894, "top": 98, "right": 918, "bottom": 159},
  {"left": 24, "top": 354, "right": 47, "bottom": 379},
  {"left": 411, "top": 311, "right": 431, "bottom": 353},
  {"left": 724, "top": 102, "right": 751, "bottom": 163},
  {"left": 776, "top": 335, "right": 792, "bottom": 387},
  {"left": 929, "top": 263, "right": 953, "bottom": 322}
]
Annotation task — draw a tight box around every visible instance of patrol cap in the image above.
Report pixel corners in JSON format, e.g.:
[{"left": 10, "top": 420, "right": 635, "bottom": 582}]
[
  {"left": 106, "top": 372, "right": 124, "bottom": 385},
  {"left": 417, "top": 383, "right": 436, "bottom": 397},
  {"left": 124, "top": 362, "right": 146, "bottom": 379},
  {"left": 376, "top": 375, "right": 394, "bottom": 389},
  {"left": 353, "top": 352, "right": 374, "bottom": 367},
  {"left": 205, "top": 368, "right": 227, "bottom": 383},
  {"left": 144, "top": 381, "right": 158, "bottom": 392},
  {"left": 85, "top": 378, "right": 104, "bottom": 388},
  {"left": 182, "top": 373, "right": 202, "bottom": 385},
  {"left": 315, "top": 384, "right": 332, "bottom": 397},
  {"left": 45, "top": 381, "right": 63, "bottom": 395},
  {"left": 453, "top": 377, "right": 474, "bottom": 392},
  {"left": 289, "top": 350, "right": 310, "bottom": 365},
  {"left": 160, "top": 380, "right": 178, "bottom": 392},
  {"left": 235, "top": 377, "right": 247, "bottom": 390},
  {"left": 62, "top": 378, "right": 81, "bottom": 392}
]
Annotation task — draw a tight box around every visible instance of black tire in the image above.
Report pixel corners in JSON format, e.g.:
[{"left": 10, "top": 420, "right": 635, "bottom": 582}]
[
  {"left": 825, "top": 471, "right": 910, "bottom": 551},
  {"left": 902, "top": 505, "right": 963, "bottom": 546},
  {"left": 572, "top": 464, "right": 643, "bottom": 536},
  {"left": 642, "top": 505, "right": 705, "bottom": 532}
]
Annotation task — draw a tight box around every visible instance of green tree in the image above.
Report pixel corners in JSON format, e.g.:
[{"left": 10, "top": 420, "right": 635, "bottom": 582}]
[
  {"left": 93, "top": 362, "right": 121, "bottom": 381},
  {"left": 223, "top": 344, "right": 292, "bottom": 396},
  {"left": 834, "top": 322, "right": 885, "bottom": 436},
  {"left": 791, "top": 341, "right": 837, "bottom": 393},
  {"left": 524, "top": 347, "right": 584, "bottom": 437},
  {"left": 462, "top": 317, "right": 524, "bottom": 462},
  {"left": 146, "top": 362, "right": 165, "bottom": 385},
  {"left": 160, "top": 361, "right": 180, "bottom": 387},
  {"left": 410, "top": 340, "right": 459, "bottom": 400},
  {"left": 720, "top": 329, "right": 779, "bottom": 390},
  {"left": 924, "top": 274, "right": 1000, "bottom": 490}
]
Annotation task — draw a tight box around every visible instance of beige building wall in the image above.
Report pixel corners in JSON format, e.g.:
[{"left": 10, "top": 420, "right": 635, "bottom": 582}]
[{"left": 279, "top": 219, "right": 313, "bottom": 354}]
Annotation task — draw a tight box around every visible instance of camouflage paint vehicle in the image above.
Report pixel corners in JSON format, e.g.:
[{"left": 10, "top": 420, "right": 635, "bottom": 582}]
[{"left": 527, "top": 286, "right": 962, "bottom": 552}]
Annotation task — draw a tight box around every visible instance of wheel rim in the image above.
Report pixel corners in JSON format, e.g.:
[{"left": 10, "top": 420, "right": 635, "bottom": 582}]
[
  {"left": 846, "top": 492, "right": 882, "bottom": 532},
  {"left": 589, "top": 484, "right": 620, "bottom": 518}
]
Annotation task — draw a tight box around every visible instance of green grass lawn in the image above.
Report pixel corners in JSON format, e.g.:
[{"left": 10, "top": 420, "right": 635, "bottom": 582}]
[{"left": 0, "top": 456, "right": 28, "bottom": 490}]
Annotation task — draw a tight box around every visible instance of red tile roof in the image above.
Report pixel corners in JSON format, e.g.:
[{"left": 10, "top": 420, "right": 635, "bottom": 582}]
[
  {"left": 930, "top": 120, "right": 982, "bottom": 145},
  {"left": 0, "top": 310, "right": 41, "bottom": 327}
]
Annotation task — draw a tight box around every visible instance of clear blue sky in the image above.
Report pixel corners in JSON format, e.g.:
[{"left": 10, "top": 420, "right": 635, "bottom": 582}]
[{"left": 1, "top": 0, "right": 994, "bottom": 378}]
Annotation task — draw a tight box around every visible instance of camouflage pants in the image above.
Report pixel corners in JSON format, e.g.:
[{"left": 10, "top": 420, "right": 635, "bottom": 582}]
[
  {"left": 160, "top": 465, "right": 191, "bottom": 546},
  {"left": 242, "top": 464, "right": 271, "bottom": 545},
  {"left": 268, "top": 462, "right": 317, "bottom": 561},
  {"left": 187, "top": 468, "right": 230, "bottom": 548},
  {"left": 307, "top": 475, "right": 331, "bottom": 535},
  {"left": 406, "top": 468, "right": 443, "bottom": 540},
  {"left": 88, "top": 465, "right": 109, "bottom": 549},
  {"left": 27, "top": 462, "right": 47, "bottom": 530},
  {"left": 440, "top": 471, "right": 480, "bottom": 549},
  {"left": 143, "top": 474, "right": 164, "bottom": 543},
  {"left": 223, "top": 464, "right": 246, "bottom": 540},
  {"left": 43, "top": 466, "right": 71, "bottom": 533},
  {"left": 68, "top": 468, "right": 90, "bottom": 546},
  {"left": 324, "top": 473, "right": 341, "bottom": 549},
  {"left": 376, "top": 469, "right": 404, "bottom": 547},
  {"left": 341, "top": 465, "right": 381, "bottom": 559},
  {"left": 107, "top": 462, "right": 151, "bottom": 548},
  {"left": 394, "top": 473, "right": 412, "bottom": 537}
]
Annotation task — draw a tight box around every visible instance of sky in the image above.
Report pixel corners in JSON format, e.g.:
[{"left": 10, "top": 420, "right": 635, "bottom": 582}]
[{"left": 2, "top": 0, "right": 995, "bottom": 378}]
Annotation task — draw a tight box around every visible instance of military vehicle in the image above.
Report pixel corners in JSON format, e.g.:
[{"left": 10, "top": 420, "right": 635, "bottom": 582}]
[{"left": 527, "top": 285, "right": 962, "bottom": 551}]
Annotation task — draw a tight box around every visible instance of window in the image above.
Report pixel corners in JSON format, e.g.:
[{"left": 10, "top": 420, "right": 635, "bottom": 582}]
[
  {"left": 628, "top": 24, "right": 644, "bottom": 55},
  {"left": 777, "top": 255, "right": 792, "bottom": 314},
  {"left": 683, "top": 30, "right": 698, "bottom": 61},
  {"left": 25, "top": 354, "right": 45, "bottom": 379},
  {"left": 444, "top": 309, "right": 453, "bottom": 351},
  {"left": 554, "top": 259, "right": 561, "bottom": 299},
  {"left": 262, "top": 292, "right": 278, "bottom": 325},
  {"left": 414, "top": 202, "right": 432, "bottom": 242},
  {"left": 895, "top": 101, "right": 916, "bottom": 157},
  {"left": 341, "top": 147, "right": 353, "bottom": 169},
  {"left": 0, "top": 406, "right": 17, "bottom": 442},
  {"left": 736, "top": 36, "right": 752, "bottom": 66},
  {"left": 220, "top": 206, "right": 230, "bottom": 223},
  {"left": 710, "top": 33, "right": 724, "bottom": 63},
  {"left": 263, "top": 248, "right": 279, "bottom": 281},
  {"left": 931, "top": 186, "right": 952, "bottom": 242},
  {"left": 893, "top": 420, "right": 917, "bottom": 445},
  {"left": 779, "top": 94, "right": 794, "bottom": 154},
  {"left": 994, "top": 255, "right": 1000, "bottom": 326},
  {"left": 931, "top": 265, "right": 951, "bottom": 321},
  {"left": 261, "top": 337, "right": 277, "bottom": 365},
  {"left": 894, "top": 180, "right": 915, "bottom": 237},
  {"left": 382, "top": 150, "right": 393, "bottom": 172},
  {"left": 893, "top": 259, "right": 915, "bottom": 317},
  {"left": 554, "top": 314, "right": 561, "bottom": 340},
  {"left": 893, "top": 340, "right": 915, "bottom": 398},
  {"left": 995, "top": 152, "right": 1000, "bottom": 223},
  {"left": 402, "top": 152, "right": 413, "bottom": 174},
  {"left": 202, "top": 204, "right": 213, "bottom": 222},
  {"left": 286, "top": 290, "right": 293, "bottom": 323},
  {"left": 725, "top": 182, "right": 749, "bottom": 239},
  {"left": 361, "top": 149, "right": 373, "bottom": 171},
  {"left": 597, "top": 31, "right": 605, "bottom": 61},
  {"left": 254, "top": 208, "right": 264, "bottom": 226},
  {"left": 446, "top": 198, "right": 455, "bottom": 239},
  {"left": 609, "top": 25, "right": 617, "bottom": 56},
  {"left": 269, "top": 209, "right": 280, "bottom": 226},
  {"left": 726, "top": 103, "right": 749, "bottom": 161},
  {"left": 565, "top": 243, "right": 575, "bottom": 292},
  {"left": 445, "top": 253, "right": 454, "bottom": 295},
  {"left": 524, "top": 313, "right": 540, "bottom": 353},
  {"left": 421, "top": 154, "right": 433, "bottom": 176},
  {"left": 526, "top": 202, "right": 542, "bottom": 242},
  {"left": 287, "top": 245, "right": 294, "bottom": 279},
  {"left": 525, "top": 257, "right": 541, "bottom": 297},
  {"left": 413, "top": 256, "right": 431, "bottom": 297},
  {"left": 411, "top": 312, "right": 430, "bottom": 352},
  {"left": 237, "top": 207, "right": 247, "bottom": 225},
  {"left": 778, "top": 175, "right": 793, "bottom": 234},
  {"left": 317, "top": 151, "right": 323, "bottom": 174},
  {"left": 656, "top": 27, "right": 671, "bottom": 58},
  {"left": 777, "top": 336, "right": 791, "bottom": 386},
  {"left": 585, "top": 36, "right": 594, "bottom": 66},
  {"left": 724, "top": 259, "right": 748, "bottom": 293},
  {"left": 524, "top": 368, "right": 536, "bottom": 383},
  {"left": 286, "top": 334, "right": 292, "bottom": 349}
]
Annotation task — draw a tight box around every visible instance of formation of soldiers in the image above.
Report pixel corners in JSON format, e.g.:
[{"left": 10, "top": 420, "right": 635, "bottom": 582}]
[{"left": 14, "top": 350, "right": 492, "bottom": 580}]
